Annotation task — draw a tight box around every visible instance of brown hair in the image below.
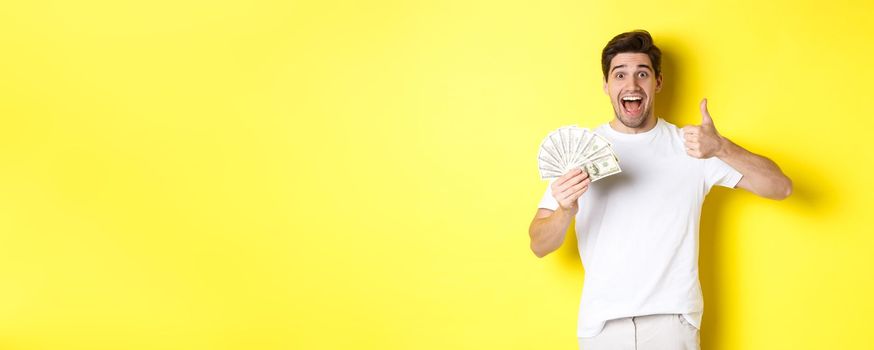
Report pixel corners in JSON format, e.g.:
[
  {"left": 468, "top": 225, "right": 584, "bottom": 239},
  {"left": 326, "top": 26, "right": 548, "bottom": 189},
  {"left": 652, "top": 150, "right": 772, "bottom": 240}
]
[{"left": 601, "top": 30, "right": 662, "bottom": 81}]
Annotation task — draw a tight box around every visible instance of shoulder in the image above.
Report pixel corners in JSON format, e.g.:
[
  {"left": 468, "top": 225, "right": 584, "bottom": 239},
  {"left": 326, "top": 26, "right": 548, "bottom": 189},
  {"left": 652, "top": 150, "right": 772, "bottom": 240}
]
[
  {"left": 656, "top": 118, "right": 696, "bottom": 156},
  {"left": 656, "top": 118, "right": 685, "bottom": 140},
  {"left": 657, "top": 118, "right": 681, "bottom": 133}
]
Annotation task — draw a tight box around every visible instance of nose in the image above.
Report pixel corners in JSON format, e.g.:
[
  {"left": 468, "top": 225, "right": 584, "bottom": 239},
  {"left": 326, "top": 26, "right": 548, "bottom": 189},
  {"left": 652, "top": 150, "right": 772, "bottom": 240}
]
[
  {"left": 624, "top": 78, "right": 642, "bottom": 92},
  {"left": 631, "top": 75, "right": 644, "bottom": 89}
]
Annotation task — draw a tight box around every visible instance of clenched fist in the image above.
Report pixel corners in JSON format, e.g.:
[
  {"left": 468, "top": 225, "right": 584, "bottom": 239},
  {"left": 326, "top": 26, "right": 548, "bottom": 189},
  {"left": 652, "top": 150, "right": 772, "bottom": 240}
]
[
  {"left": 681, "top": 98, "right": 727, "bottom": 159},
  {"left": 551, "top": 168, "right": 590, "bottom": 214}
]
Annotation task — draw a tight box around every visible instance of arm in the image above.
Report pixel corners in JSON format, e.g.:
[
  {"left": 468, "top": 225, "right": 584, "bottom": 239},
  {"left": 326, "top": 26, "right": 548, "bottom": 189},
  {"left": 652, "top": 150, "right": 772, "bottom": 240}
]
[
  {"left": 528, "top": 169, "right": 589, "bottom": 258},
  {"left": 682, "top": 98, "right": 793, "bottom": 200},
  {"left": 716, "top": 137, "right": 792, "bottom": 200}
]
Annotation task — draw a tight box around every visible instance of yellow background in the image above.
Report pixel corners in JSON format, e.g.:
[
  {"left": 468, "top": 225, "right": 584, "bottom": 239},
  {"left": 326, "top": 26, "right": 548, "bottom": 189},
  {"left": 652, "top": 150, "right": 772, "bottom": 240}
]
[{"left": 1, "top": 1, "right": 872, "bottom": 349}]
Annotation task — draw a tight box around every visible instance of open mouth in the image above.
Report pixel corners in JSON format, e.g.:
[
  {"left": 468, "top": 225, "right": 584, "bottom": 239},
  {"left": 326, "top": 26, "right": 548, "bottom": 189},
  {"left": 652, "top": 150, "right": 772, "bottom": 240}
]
[{"left": 620, "top": 95, "right": 644, "bottom": 117}]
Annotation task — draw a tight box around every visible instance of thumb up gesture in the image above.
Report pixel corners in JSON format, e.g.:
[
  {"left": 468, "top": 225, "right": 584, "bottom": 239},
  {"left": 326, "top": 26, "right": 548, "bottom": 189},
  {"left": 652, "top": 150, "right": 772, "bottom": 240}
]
[{"left": 681, "top": 98, "right": 726, "bottom": 159}]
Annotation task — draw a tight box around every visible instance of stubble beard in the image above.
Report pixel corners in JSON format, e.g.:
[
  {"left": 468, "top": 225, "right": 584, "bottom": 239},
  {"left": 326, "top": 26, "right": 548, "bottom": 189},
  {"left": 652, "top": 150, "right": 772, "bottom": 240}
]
[{"left": 613, "top": 104, "right": 654, "bottom": 129}]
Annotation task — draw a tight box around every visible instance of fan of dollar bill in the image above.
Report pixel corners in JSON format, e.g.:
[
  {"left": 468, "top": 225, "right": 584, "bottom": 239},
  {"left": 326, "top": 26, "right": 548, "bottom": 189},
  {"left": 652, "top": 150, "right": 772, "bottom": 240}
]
[{"left": 538, "top": 125, "right": 622, "bottom": 181}]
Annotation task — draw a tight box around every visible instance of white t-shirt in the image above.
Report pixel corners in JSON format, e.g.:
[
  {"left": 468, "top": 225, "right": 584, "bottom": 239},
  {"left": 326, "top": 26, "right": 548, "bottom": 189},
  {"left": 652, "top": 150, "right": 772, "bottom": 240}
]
[{"left": 538, "top": 118, "right": 742, "bottom": 338}]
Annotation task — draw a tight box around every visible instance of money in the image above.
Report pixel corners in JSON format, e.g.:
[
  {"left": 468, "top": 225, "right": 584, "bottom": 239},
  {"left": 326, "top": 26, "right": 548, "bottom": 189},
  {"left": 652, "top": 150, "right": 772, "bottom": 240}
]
[
  {"left": 537, "top": 125, "right": 622, "bottom": 182},
  {"left": 584, "top": 154, "right": 622, "bottom": 182}
]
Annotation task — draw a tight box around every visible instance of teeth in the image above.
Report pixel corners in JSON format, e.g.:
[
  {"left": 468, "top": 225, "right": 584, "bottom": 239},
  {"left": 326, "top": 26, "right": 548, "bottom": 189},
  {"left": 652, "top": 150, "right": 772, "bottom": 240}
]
[{"left": 622, "top": 96, "right": 642, "bottom": 101}]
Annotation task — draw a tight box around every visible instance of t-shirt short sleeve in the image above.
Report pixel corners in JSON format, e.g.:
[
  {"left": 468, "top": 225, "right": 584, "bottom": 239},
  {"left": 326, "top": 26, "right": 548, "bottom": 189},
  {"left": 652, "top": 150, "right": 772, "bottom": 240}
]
[
  {"left": 537, "top": 180, "right": 560, "bottom": 210},
  {"left": 704, "top": 157, "right": 743, "bottom": 190}
]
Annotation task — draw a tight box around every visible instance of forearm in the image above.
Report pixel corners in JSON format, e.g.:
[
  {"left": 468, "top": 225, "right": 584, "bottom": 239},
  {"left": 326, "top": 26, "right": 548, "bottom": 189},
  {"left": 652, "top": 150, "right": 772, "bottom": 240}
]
[
  {"left": 716, "top": 136, "right": 793, "bottom": 200},
  {"left": 528, "top": 207, "right": 575, "bottom": 258}
]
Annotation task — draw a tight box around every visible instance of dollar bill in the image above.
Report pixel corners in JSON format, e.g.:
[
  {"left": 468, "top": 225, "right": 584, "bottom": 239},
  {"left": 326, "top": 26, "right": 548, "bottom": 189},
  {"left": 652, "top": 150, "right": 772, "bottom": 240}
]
[
  {"left": 539, "top": 137, "right": 563, "bottom": 168},
  {"left": 538, "top": 153, "right": 563, "bottom": 175},
  {"left": 539, "top": 168, "right": 565, "bottom": 179},
  {"left": 583, "top": 154, "right": 622, "bottom": 182},
  {"left": 538, "top": 126, "right": 622, "bottom": 181},
  {"left": 578, "top": 145, "right": 612, "bottom": 166},
  {"left": 567, "top": 127, "right": 588, "bottom": 168},
  {"left": 547, "top": 132, "right": 566, "bottom": 169},
  {"left": 581, "top": 133, "right": 611, "bottom": 160}
]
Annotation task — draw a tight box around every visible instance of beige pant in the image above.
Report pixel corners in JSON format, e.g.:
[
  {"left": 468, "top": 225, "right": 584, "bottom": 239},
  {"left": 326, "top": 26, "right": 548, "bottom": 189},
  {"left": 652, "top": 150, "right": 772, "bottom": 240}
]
[{"left": 578, "top": 314, "right": 700, "bottom": 350}]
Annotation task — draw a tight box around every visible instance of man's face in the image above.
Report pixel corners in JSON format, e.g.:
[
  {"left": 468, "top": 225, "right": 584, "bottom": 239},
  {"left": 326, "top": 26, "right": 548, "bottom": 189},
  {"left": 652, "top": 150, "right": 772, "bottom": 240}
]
[{"left": 603, "top": 53, "right": 662, "bottom": 129}]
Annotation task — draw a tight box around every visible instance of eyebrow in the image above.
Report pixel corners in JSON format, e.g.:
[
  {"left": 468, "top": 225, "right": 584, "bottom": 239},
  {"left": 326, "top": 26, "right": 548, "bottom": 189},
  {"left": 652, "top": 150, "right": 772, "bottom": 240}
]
[{"left": 610, "top": 64, "right": 654, "bottom": 74}]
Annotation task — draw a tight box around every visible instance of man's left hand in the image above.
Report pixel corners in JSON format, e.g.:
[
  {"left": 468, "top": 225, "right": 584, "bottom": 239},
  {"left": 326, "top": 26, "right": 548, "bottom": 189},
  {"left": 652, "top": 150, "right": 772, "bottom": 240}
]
[{"left": 681, "top": 98, "right": 725, "bottom": 159}]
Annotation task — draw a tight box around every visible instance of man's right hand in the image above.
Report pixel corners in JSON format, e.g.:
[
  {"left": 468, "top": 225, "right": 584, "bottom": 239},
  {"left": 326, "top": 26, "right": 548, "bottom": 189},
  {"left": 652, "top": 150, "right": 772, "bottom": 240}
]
[{"left": 550, "top": 168, "right": 590, "bottom": 214}]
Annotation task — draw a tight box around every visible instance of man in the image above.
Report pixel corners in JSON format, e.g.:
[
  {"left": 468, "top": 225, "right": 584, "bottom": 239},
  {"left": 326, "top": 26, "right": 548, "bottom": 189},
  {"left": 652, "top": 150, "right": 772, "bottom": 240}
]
[{"left": 528, "top": 30, "right": 792, "bottom": 350}]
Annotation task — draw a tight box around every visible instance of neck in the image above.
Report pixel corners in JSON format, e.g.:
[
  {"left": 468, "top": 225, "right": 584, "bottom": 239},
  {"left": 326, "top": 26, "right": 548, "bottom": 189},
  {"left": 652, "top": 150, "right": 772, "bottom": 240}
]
[{"left": 609, "top": 115, "right": 658, "bottom": 134}]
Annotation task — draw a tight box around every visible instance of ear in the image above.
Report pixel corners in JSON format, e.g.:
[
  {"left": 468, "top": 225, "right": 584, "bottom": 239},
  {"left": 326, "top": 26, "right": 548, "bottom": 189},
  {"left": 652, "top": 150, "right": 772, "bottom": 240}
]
[
  {"left": 655, "top": 74, "right": 663, "bottom": 93},
  {"left": 603, "top": 79, "right": 608, "bottom": 95}
]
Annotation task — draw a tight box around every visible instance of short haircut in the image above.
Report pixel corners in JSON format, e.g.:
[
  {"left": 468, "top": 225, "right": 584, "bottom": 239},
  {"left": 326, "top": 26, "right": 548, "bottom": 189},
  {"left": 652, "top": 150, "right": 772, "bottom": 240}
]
[{"left": 601, "top": 30, "right": 662, "bottom": 81}]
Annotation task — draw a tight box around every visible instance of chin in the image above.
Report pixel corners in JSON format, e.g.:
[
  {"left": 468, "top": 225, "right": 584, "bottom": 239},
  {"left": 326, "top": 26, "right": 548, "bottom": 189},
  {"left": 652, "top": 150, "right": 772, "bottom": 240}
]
[
  {"left": 615, "top": 113, "right": 646, "bottom": 128},
  {"left": 622, "top": 117, "right": 645, "bottom": 128},
  {"left": 614, "top": 107, "right": 653, "bottom": 129}
]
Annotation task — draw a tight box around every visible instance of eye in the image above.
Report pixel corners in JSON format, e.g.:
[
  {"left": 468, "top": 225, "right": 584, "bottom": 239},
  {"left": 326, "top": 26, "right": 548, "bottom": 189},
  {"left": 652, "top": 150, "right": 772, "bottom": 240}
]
[
  {"left": 615, "top": 73, "right": 624, "bottom": 79},
  {"left": 637, "top": 71, "right": 648, "bottom": 78}
]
